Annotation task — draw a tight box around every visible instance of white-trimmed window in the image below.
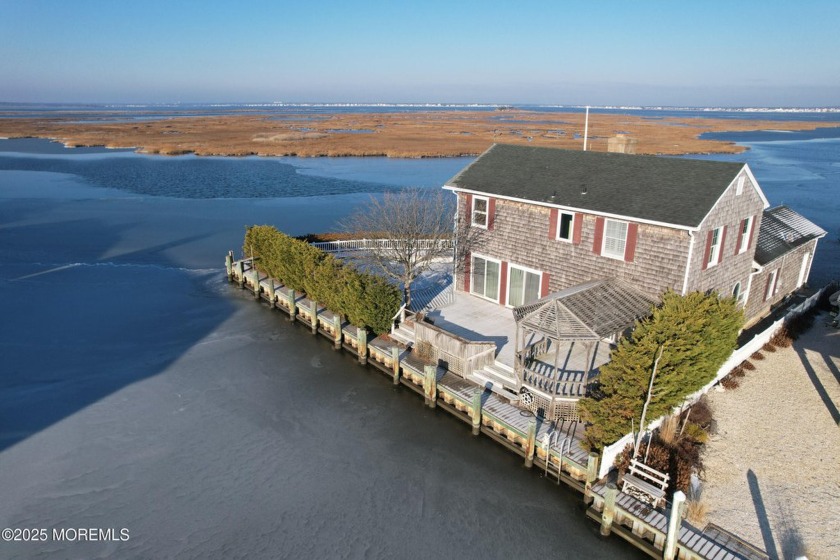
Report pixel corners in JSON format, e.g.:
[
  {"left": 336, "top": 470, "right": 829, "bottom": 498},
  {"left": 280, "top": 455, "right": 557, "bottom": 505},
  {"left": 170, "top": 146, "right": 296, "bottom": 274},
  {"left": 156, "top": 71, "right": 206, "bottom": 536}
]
[
  {"left": 735, "top": 175, "right": 745, "bottom": 196},
  {"left": 471, "top": 254, "right": 500, "bottom": 302},
  {"left": 738, "top": 217, "right": 752, "bottom": 254},
  {"left": 602, "top": 219, "right": 628, "bottom": 260},
  {"left": 764, "top": 270, "right": 777, "bottom": 301},
  {"left": 707, "top": 226, "right": 723, "bottom": 267},
  {"left": 507, "top": 264, "right": 541, "bottom": 308},
  {"left": 556, "top": 212, "right": 575, "bottom": 242},
  {"left": 732, "top": 282, "right": 745, "bottom": 305},
  {"left": 471, "top": 196, "right": 488, "bottom": 228}
]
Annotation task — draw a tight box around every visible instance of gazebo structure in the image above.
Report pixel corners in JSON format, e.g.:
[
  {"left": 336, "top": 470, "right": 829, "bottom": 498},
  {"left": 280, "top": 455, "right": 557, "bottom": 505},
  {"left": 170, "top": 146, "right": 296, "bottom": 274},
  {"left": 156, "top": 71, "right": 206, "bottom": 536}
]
[{"left": 512, "top": 278, "right": 657, "bottom": 421}]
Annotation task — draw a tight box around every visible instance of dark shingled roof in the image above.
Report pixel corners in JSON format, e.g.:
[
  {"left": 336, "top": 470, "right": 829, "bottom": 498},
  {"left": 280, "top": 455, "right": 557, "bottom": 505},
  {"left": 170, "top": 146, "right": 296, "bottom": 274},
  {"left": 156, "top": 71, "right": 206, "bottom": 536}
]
[
  {"left": 446, "top": 144, "right": 746, "bottom": 228},
  {"left": 755, "top": 206, "right": 826, "bottom": 265}
]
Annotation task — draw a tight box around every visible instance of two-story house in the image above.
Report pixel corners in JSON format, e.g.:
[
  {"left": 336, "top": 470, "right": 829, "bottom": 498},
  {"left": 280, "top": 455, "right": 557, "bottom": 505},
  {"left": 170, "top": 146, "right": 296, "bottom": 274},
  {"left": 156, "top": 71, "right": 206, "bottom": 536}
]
[
  {"left": 439, "top": 144, "right": 825, "bottom": 420},
  {"left": 444, "top": 144, "right": 824, "bottom": 327}
]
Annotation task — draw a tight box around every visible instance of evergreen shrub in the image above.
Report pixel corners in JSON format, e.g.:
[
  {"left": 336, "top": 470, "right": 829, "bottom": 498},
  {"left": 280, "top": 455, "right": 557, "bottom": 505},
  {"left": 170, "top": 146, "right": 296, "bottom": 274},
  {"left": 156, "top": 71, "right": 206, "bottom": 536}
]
[
  {"left": 243, "top": 225, "right": 401, "bottom": 334},
  {"left": 579, "top": 291, "right": 743, "bottom": 452}
]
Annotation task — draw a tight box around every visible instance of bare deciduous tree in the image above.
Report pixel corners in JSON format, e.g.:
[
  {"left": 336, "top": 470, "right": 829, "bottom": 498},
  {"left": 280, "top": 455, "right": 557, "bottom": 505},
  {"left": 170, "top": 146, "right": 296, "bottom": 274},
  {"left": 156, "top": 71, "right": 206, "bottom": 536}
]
[{"left": 342, "top": 188, "right": 458, "bottom": 310}]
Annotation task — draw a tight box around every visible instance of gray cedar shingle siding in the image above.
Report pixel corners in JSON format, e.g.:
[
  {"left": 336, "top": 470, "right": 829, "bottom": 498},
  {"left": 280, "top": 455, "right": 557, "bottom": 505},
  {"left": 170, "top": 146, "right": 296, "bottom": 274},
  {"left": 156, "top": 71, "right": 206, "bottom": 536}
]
[
  {"left": 685, "top": 169, "right": 766, "bottom": 298},
  {"left": 459, "top": 195, "right": 689, "bottom": 298},
  {"left": 744, "top": 240, "right": 820, "bottom": 323},
  {"left": 447, "top": 144, "right": 746, "bottom": 228},
  {"left": 743, "top": 208, "right": 825, "bottom": 323}
]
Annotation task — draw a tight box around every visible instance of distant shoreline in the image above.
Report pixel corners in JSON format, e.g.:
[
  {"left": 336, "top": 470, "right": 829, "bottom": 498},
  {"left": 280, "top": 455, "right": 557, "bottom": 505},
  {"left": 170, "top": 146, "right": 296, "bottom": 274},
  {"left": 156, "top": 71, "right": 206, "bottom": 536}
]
[{"left": 2, "top": 110, "right": 839, "bottom": 158}]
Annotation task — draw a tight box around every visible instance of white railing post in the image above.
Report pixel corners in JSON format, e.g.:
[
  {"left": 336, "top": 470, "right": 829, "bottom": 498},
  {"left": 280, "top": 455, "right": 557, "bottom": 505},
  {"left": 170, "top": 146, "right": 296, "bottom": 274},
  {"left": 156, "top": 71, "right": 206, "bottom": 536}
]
[{"left": 664, "top": 491, "right": 686, "bottom": 560}]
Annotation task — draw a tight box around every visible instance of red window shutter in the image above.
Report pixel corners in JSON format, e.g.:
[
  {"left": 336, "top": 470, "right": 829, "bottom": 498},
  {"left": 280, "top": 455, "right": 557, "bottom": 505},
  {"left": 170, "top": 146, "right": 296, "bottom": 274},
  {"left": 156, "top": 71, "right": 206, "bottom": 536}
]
[
  {"left": 701, "top": 230, "right": 713, "bottom": 270},
  {"left": 499, "top": 261, "right": 508, "bottom": 306},
  {"left": 465, "top": 194, "right": 473, "bottom": 222},
  {"left": 573, "top": 213, "right": 583, "bottom": 244},
  {"left": 548, "top": 208, "right": 558, "bottom": 240},
  {"left": 747, "top": 215, "right": 756, "bottom": 249},
  {"left": 593, "top": 217, "right": 605, "bottom": 255},
  {"left": 734, "top": 219, "right": 745, "bottom": 255},
  {"left": 718, "top": 225, "right": 728, "bottom": 264},
  {"left": 624, "top": 223, "right": 638, "bottom": 262},
  {"left": 463, "top": 251, "right": 471, "bottom": 292},
  {"left": 487, "top": 197, "right": 496, "bottom": 231},
  {"left": 540, "top": 272, "right": 550, "bottom": 298}
]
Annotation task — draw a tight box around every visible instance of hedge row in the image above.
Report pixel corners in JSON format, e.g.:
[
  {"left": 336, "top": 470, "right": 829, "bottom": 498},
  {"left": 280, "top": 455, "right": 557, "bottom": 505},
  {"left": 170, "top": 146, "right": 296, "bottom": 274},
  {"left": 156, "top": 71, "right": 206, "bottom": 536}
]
[{"left": 243, "top": 225, "right": 401, "bottom": 334}]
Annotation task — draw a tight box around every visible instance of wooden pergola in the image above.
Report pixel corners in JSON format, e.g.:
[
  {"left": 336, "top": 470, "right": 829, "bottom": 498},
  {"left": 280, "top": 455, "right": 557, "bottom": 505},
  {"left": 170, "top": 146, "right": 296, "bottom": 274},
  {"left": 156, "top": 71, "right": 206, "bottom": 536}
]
[{"left": 512, "top": 278, "right": 657, "bottom": 419}]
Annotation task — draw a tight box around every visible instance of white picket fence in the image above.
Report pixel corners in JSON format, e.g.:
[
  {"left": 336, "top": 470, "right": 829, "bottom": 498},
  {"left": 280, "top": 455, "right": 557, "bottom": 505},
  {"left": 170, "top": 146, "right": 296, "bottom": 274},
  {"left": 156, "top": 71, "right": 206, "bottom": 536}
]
[
  {"left": 311, "top": 238, "right": 453, "bottom": 253},
  {"left": 599, "top": 287, "right": 828, "bottom": 478}
]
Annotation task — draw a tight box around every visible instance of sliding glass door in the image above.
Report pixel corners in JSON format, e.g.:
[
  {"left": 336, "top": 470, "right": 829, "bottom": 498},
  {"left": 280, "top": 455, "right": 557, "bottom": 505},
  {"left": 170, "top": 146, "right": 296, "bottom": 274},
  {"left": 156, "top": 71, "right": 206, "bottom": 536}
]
[
  {"left": 471, "top": 255, "right": 500, "bottom": 302},
  {"left": 507, "top": 265, "right": 541, "bottom": 307}
]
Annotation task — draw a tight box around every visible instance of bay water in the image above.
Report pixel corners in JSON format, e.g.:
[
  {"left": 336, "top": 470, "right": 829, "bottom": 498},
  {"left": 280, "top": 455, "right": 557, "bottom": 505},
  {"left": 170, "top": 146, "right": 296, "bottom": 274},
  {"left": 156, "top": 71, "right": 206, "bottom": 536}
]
[{"left": 1, "top": 121, "right": 836, "bottom": 558}]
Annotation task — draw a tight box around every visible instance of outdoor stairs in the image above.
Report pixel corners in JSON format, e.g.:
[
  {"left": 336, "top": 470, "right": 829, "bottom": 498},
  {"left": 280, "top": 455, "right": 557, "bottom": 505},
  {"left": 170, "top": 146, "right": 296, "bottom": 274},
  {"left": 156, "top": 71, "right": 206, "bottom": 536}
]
[
  {"left": 416, "top": 282, "right": 454, "bottom": 311},
  {"left": 469, "top": 362, "right": 520, "bottom": 401},
  {"left": 390, "top": 323, "right": 416, "bottom": 347}
]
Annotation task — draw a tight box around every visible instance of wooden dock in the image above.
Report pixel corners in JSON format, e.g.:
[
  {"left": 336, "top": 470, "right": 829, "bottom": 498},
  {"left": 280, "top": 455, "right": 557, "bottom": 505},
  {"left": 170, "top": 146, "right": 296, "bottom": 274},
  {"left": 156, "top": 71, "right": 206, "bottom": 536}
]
[{"left": 227, "top": 256, "right": 768, "bottom": 560}]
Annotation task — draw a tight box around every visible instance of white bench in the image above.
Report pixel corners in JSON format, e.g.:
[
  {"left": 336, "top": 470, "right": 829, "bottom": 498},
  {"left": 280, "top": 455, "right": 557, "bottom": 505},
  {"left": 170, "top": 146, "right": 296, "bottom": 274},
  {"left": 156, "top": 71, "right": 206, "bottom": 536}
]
[{"left": 621, "top": 458, "right": 669, "bottom": 508}]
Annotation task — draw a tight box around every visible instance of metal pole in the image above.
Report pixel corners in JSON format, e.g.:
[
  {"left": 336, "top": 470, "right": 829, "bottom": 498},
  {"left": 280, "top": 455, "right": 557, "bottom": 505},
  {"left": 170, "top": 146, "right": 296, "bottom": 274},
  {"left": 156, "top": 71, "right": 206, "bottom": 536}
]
[{"left": 583, "top": 105, "right": 590, "bottom": 151}]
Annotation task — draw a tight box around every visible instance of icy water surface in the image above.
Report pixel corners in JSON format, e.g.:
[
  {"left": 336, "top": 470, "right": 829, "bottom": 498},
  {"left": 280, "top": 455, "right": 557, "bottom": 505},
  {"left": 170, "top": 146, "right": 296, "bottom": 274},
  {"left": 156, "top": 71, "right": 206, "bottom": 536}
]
[{"left": 0, "top": 140, "right": 642, "bottom": 559}]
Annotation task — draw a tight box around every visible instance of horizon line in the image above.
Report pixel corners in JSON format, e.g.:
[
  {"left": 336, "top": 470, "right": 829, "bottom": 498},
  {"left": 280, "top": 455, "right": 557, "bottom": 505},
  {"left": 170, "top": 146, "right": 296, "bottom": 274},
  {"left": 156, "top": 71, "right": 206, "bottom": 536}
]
[{"left": 1, "top": 101, "right": 839, "bottom": 112}]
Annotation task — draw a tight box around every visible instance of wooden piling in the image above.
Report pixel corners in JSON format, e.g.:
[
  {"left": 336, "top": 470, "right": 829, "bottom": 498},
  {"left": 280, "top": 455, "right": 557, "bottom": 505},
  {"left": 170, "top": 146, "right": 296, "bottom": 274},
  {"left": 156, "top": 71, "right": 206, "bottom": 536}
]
[
  {"left": 268, "top": 278, "right": 276, "bottom": 308},
  {"left": 525, "top": 420, "right": 537, "bottom": 468},
  {"left": 225, "top": 251, "right": 233, "bottom": 281},
  {"left": 584, "top": 452, "right": 600, "bottom": 504},
  {"left": 310, "top": 300, "right": 318, "bottom": 334},
  {"left": 253, "top": 269, "right": 260, "bottom": 300},
  {"left": 600, "top": 483, "right": 618, "bottom": 536},
  {"left": 471, "top": 389, "right": 482, "bottom": 435},
  {"left": 663, "top": 491, "right": 686, "bottom": 560},
  {"left": 391, "top": 347, "right": 401, "bottom": 385},
  {"left": 333, "top": 314, "right": 342, "bottom": 350},
  {"left": 288, "top": 289, "right": 297, "bottom": 322},
  {"left": 238, "top": 261, "right": 246, "bottom": 288},
  {"left": 358, "top": 327, "right": 367, "bottom": 365},
  {"left": 423, "top": 364, "right": 436, "bottom": 408}
]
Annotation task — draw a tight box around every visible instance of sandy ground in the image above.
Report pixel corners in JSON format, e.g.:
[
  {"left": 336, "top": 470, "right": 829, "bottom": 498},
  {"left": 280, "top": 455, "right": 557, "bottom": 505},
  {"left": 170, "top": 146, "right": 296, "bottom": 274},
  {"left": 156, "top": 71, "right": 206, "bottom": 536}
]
[
  {"left": 702, "top": 314, "right": 840, "bottom": 560},
  {"left": 2, "top": 110, "right": 839, "bottom": 157}
]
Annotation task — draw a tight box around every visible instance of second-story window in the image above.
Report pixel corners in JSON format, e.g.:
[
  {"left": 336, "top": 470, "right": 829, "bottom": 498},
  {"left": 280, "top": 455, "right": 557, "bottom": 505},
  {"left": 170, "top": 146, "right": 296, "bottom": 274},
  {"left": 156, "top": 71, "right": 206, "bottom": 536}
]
[
  {"left": 557, "top": 212, "right": 574, "bottom": 241},
  {"left": 472, "top": 196, "right": 488, "bottom": 228},
  {"left": 602, "top": 219, "right": 628, "bottom": 259},
  {"left": 738, "top": 217, "right": 752, "bottom": 254},
  {"left": 707, "top": 226, "right": 723, "bottom": 266}
]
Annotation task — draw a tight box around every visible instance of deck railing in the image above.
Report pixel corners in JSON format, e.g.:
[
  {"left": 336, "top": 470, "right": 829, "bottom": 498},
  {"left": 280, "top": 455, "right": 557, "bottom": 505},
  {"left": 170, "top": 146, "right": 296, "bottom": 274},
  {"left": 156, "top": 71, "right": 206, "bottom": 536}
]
[{"left": 311, "top": 238, "right": 453, "bottom": 254}]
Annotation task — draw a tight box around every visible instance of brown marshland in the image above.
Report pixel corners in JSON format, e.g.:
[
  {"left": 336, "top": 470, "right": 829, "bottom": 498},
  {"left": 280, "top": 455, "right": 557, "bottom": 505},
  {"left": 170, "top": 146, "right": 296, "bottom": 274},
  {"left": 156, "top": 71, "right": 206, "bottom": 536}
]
[{"left": 1, "top": 110, "right": 838, "bottom": 157}]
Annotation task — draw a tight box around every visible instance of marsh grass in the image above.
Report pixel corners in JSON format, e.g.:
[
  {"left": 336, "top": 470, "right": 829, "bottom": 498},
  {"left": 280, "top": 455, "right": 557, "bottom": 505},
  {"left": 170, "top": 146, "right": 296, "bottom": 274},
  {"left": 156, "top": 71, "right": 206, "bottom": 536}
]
[{"left": 685, "top": 499, "right": 708, "bottom": 526}]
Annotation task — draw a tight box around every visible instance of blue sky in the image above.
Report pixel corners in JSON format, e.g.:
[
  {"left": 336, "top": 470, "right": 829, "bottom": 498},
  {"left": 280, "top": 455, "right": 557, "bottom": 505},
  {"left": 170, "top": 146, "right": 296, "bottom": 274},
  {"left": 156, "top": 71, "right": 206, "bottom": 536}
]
[{"left": 1, "top": 0, "right": 838, "bottom": 106}]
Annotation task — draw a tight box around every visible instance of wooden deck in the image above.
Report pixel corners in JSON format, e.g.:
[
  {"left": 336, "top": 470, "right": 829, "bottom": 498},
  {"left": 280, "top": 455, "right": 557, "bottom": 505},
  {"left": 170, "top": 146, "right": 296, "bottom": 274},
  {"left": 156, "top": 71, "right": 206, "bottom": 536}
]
[{"left": 590, "top": 482, "right": 769, "bottom": 560}]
